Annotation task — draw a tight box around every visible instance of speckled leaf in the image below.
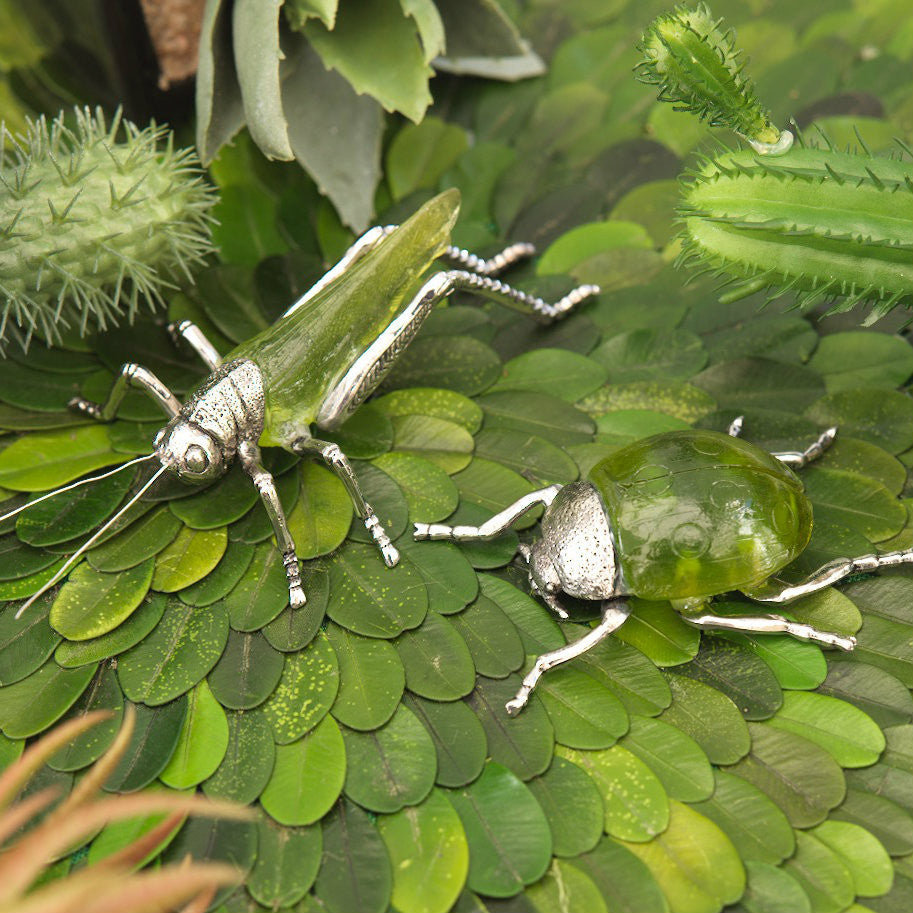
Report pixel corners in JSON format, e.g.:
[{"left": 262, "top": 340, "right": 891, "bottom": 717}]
[
  {"left": 54, "top": 592, "right": 166, "bottom": 668},
  {"left": 223, "top": 542, "right": 290, "bottom": 631},
  {"left": 152, "top": 526, "right": 228, "bottom": 592},
  {"left": 0, "top": 591, "right": 60, "bottom": 685},
  {"left": 661, "top": 674, "right": 750, "bottom": 766},
  {"left": 342, "top": 704, "right": 436, "bottom": 813},
  {"left": 288, "top": 462, "right": 354, "bottom": 560},
  {"left": 261, "top": 715, "right": 346, "bottom": 825},
  {"left": 781, "top": 831, "right": 854, "bottom": 913},
  {"left": 377, "top": 788, "right": 468, "bottom": 913},
  {"left": 373, "top": 387, "right": 483, "bottom": 434},
  {"left": 87, "top": 506, "right": 183, "bottom": 573},
  {"left": 203, "top": 709, "right": 275, "bottom": 804},
  {"left": 819, "top": 437, "right": 905, "bottom": 496},
  {"left": 391, "top": 414, "right": 475, "bottom": 474},
  {"left": 691, "top": 770, "right": 795, "bottom": 866},
  {"left": 384, "top": 335, "right": 502, "bottom": 397},
  {"left": 675, "top": 637, "right": 783, "bottom": 720},
  {"left": 449, "top": 594, "right": 524, "bottom": 679},
  {"left": 117, "top": 598, "right": 229, "bottom": 705},
  {"left": 569, "top": 837, "right": 667, "bottom": 913},
  {"left": 104, "top": 698, "right": 187, "bottom": 792},
  {"left": 47, "top": 663, "right": 123, "bottom": 771},
  {"left": 526, "top": 757, "right": 603, "bottom": 858},
  {"left": 728, "top": 722, "right": 846, "bottom": 828},
  {"left": 168, "top": 464, "right": 260, "bottom": 529},
  {"left": 537, "top": 666, "right": 629, "bottom": 751},
  {"left": 447, "top": 762, "right": 552, "bottom": 898},
  {"left": 326, "top": 542, "right": 427, "bottom": 638},
  {"left": 313, "top": 799, "right": 393, "bottom": 913},
  {"left": 159, "top": 680, "right": 229, "bottom": 788},
  {"left": 208, "top": 630, "right": 285, "bottom": 710},
  {"left": 395, "top": 611, "right": 475, "bottom": 701},
  {"left": 766, "top": 691, "right": 885, "bottom": 768},
  {"left": 621, "top": 800, "right": 745, "bottom": 913},
  {"left": 50, "top": 558, "right": 154, "bottom": 641},
  {"left": 805, "top": 390, "right": 913, "bottom": 454},
  {"left": 808, "top": 331, "right": 913, "bottom": 392},
  {"left": 578, "top": 380, "right": 716, "bottom": 423},
  {"left": 261, "top": 631, "right": 338, "bottom": 744},
  {"left": 248, "top": 817, "right": 322, "bottom": 908},
  {"left": 16, "top": 468, "right": 134, "bottom": 547},
  {"left": 615, "top": 599, "right": 700, "bottom": 667},
  {"left": 557, "top": 744, "right": 669, "bottom": 843},
  {"left": 396, "top": 539, "right": 478, "bottom": 616},
  {"left": 373, "top": 452, "right": 460, "bottom": 522},
  {"left": 0, "top": 657, "right": 96, "bottom": 738},
  {"left": 0, "top": 426, "right": 126, "bottom": 491},
  {"left": 404, "top": 693, "right": 487, "bottom": 789},
  {"left": 326, "top": 623, "right": 404, "bottom": 730}
]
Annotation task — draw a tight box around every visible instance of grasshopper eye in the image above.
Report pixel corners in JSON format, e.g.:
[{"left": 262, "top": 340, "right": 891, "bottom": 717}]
[{"left": 184, "top": 444, "right": 210, "bottom": 473}]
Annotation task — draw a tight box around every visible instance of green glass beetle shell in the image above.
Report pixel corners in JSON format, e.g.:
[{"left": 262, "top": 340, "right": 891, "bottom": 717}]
[{"left": 589, "top": 429, "right": 812, "bottom": 600}]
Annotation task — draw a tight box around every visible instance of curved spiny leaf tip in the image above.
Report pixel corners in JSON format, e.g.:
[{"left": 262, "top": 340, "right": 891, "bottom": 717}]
[
  {"left": 635, "top": 3, "right": 782, "bottom": 149},
  {"left": 0, "top": 106, "right": 217, "bottom": 352}
]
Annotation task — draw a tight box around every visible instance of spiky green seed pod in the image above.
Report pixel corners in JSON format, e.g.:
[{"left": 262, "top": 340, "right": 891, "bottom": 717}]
[
  {"left": 636, "top": 3, "right": 786, "bottom": 152},
  {"left": 679, "top": 137, "right": 913, "bottom": 322},
  {"left": 0, "top": 107, "right": 216, "bottom": 351}
]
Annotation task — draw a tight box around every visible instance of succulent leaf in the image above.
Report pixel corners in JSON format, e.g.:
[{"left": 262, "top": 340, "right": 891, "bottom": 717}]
[
  {"left": 0, "top": 107, "right": 216, "bottom": 352},
  {"left": 636, "top": 3, "right": 781, "bottom": 148}
]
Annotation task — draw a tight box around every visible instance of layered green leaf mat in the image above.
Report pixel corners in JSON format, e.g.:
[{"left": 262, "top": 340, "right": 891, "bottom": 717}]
[{"left": 3, "top": 1, "right": 913, "bottom": 911}]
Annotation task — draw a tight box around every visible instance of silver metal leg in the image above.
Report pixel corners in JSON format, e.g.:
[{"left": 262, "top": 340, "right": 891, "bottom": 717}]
[
  {"left": 744, "top": 547, "right": 913, "bottom": 605},
  {"left": 167, "top": 320, "right": 222, "bottom": 371},
  {"left": 505, "top": 600, "right": 634, "bottom": 715},
  {"left": 727, "top": 414, "right": 838, "bottom": 468},
  {"left": 444, "top": 242, "right": 536, "bottom": 276},
  {"left": 69, "top": 363, "right": 181, "bottom": 421},
  {"left": 292, "top": 436, "right": 399, "bottom": 567},
  {"left": 446, "top": 270, "right": 600, "bottom": 323},
  {"left": 415, "top": 484, "right": 563, "bottom": 541},
  {"left": 239, "top": 441, "right": 305, "bottom": 608},
  {"left": 681, "top": 608, "right": 855, "bottom": 650}
]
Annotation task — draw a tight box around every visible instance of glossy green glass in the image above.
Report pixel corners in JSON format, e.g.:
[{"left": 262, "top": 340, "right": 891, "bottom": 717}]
[
  {"left": 589, "top": 430, "right": 812, "bottom": 600},
  {"left": 228, "top": 189, "right": 460, "bottom": 447}
]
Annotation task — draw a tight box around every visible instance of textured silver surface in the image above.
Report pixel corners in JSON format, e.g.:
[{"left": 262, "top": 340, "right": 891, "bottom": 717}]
[{"left": 529, "top": 481, "right": 620, "bottom": 601}]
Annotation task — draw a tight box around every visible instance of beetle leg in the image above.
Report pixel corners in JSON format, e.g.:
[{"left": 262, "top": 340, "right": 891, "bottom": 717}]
[
  {"left": 745, "top": 546, "right": 913, "bottom": 604},
  {"left": 239, "top": 441, "right": 305, "bottom": 608},
  {"left": 415, "top": 484, "right": 563, "bottom": 541},
  {"left": 444, "top": 242, "right": 536, "bottom": 277},
  {"left": 69, "top": 363, "right": 182, "bottom": 421},
  {"left": 505, "top": 600, "right": 634, "bottom": 715},
  {"left": 679, "top": 609, "right": 856, "bottom": 651},
  {"left": 771, "top": 426, "right": 838, "bottom": 468},
  {"left": 727, "top": 415, "right": 838, "bottom": 468},
  {"left": 167, "top": 320, "right": 223, "bottom": 371},
  {"left": 292, "top": 436, "right": 400, "bottom": 568}
]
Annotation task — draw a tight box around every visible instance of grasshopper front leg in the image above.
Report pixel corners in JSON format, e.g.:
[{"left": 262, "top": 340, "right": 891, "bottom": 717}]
[{"left": 292, "top": 436, "right": 399, "bottom": 567}]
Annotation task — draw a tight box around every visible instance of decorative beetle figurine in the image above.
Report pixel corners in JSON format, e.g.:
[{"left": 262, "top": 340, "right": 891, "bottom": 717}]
[
  {"left": 3, "top": 189, "right": 598, "bottom": 617},
  {"left": 416, "top": 417, "right": 913, "bottom": 714}
]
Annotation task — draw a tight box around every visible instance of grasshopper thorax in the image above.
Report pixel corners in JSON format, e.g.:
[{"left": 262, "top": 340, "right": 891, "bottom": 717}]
[{"left": 528, "top": 481, "right": 619, "bottom": 601}]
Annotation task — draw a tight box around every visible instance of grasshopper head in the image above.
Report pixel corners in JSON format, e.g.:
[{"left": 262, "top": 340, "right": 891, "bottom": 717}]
[{"left": 155, "top": 420, "right": 226, "bottom": 483}]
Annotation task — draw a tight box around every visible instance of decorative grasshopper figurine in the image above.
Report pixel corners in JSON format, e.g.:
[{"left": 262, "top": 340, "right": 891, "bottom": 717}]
[
  {"left": 416, "top": 418, "right": 913, "bottom": 714},
  {"left": 2, "top": 189, "right": 598, "bottom": 617}
]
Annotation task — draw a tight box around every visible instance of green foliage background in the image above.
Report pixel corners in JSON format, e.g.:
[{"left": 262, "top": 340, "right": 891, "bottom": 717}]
[{"left": 2, "top": 1, "right": 913, "bottom": 912}]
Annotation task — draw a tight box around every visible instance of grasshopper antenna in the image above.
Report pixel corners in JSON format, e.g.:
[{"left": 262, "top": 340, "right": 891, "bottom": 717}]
[
  {"left": 0, "top": 453, "right": 159, "bottom": 526},
  {"left": 14, "top": 463, "right": 168, "bottom": 619}
]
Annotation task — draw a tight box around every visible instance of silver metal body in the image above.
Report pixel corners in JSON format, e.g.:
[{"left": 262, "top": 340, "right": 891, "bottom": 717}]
[
  {"left": 415, "top": 419, "right": 904, "bottom": 715},
  {"left": 18, "top": 221, "right": 598, "bottom": 616}
]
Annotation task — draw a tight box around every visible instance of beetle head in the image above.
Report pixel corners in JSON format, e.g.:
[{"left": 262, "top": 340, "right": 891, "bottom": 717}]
[
  {"left": 155, "top": 420, "right": 227, "bottom": 484},
  {"left": 527, "top": 481, "right": 620, "bottom": 602}
]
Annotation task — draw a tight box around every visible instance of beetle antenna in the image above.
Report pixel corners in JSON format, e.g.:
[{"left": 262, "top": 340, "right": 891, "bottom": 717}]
[
  {"left": 0, "top": 452, "right": 158, "bottom": 525},
  {"left": 14, "top": 463, "right": 168, "bottom": 619}
]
